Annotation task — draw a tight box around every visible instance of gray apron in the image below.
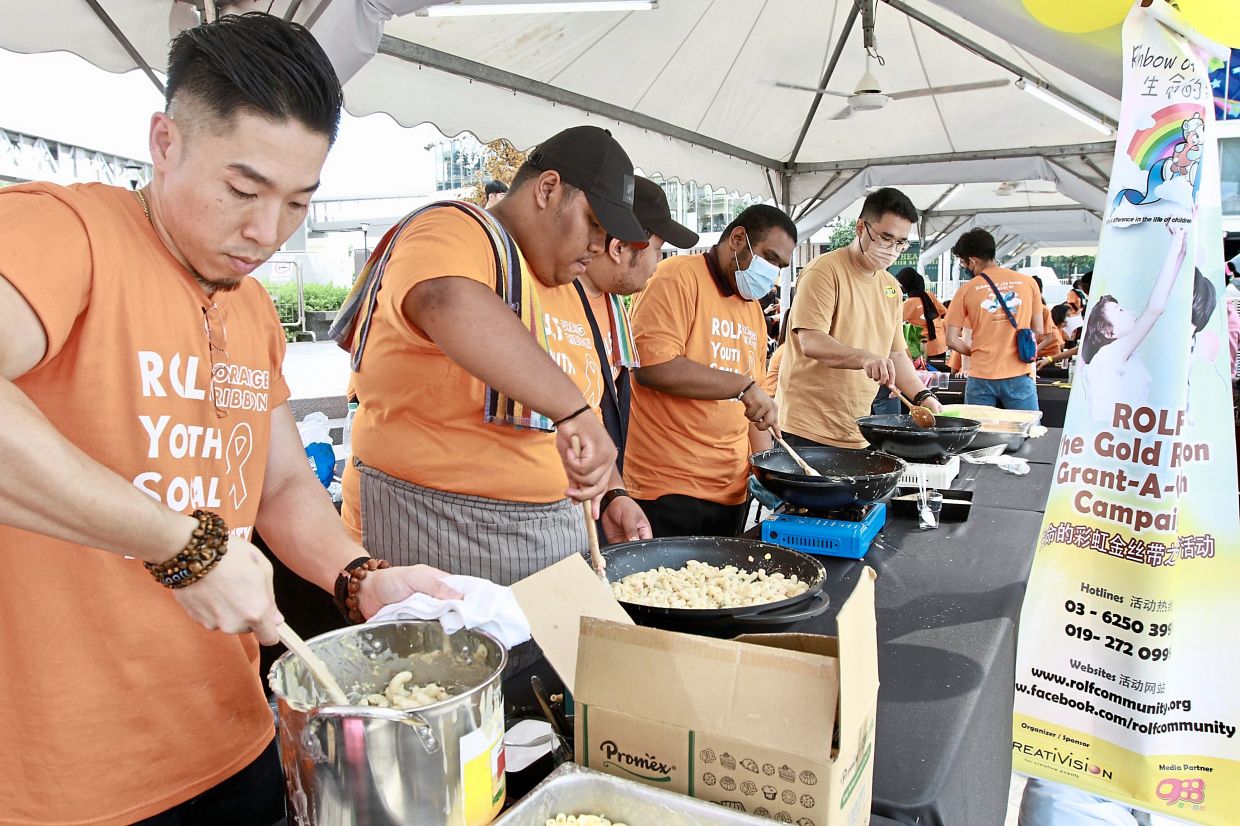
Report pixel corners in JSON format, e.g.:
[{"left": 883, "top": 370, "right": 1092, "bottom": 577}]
[{"left": 355, "top": 459, "right": 587, "bottom": 586}]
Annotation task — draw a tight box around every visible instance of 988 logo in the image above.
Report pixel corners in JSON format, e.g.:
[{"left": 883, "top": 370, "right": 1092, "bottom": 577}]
[{"left": 1156, "top": 777, "right": 1205, "bottom": 807}]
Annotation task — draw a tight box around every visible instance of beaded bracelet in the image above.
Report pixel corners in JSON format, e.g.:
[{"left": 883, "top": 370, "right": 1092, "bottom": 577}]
[
  {"left": 333, "top": 557, "right": 391, "bottom": 624},
  {"left": 145, "top": 510, "right": 229, "bottom": 589}
]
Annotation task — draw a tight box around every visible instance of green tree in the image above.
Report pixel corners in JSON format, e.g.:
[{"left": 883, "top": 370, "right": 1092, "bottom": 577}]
[{"left": 825, "top": 216, "right": 856, "bottom": 251}]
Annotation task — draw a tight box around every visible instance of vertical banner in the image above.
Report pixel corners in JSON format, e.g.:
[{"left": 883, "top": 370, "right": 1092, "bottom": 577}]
[{"left": 1013, "top": 3, "right": 1240, "bottom": 824}]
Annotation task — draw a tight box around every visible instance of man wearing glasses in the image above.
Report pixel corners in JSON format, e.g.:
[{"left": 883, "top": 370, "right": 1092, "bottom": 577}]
[{"left": 780, "top": 187, "right": 942, "bottom": 450}]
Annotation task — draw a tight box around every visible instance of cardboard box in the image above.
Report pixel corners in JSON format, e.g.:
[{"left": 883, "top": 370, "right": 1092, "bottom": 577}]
[
  {"left": 511, "top": 553, "right": 634, "bottom": 692},
  {"left": 573, "top": 568, "right": 879, "bottom": 826}
]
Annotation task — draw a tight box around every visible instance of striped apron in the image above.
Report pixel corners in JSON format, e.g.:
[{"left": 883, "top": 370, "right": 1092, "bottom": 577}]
[{"left": 355, "top": 459, "right": 588, "bottom": 586}]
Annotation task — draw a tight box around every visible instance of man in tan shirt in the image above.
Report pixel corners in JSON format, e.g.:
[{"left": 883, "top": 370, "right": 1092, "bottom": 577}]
[{"left": 780, "top": 188, "right": 941, "bottom": 449}]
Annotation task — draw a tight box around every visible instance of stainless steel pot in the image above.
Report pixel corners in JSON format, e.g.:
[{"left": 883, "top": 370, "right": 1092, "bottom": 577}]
[{"left": 268, "top": 620, "right": 508, "bottom": 826}]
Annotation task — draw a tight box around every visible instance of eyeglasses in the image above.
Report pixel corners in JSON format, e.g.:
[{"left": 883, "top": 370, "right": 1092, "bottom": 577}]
[
  {"left": 204, "top": 304, "right": 229, "bottom": 418},
  {"left": 862, "top": 222, "right": 911, "bottom": 252}
]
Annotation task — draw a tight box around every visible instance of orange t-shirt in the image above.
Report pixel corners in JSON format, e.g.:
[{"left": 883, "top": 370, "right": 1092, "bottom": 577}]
[
  {"left": 943, "top": 267, "right": 1040, "bottom": 380},
  {"left": 0, "top": 183, "right": 288, "bottom": 824},
  {"left": 585, "top": 288, "right": 622, "bottom": 381},
  {"left": 624, "top": 253, "right": 766, "bottom": 505},
  {"left": 543, "top": 280, "right": 607, "bottom": 419},
  {"left": 1038, "top": 305, "right": 1064, "bottom": 358},
  {"left": 902, "top": 294, "right": 949, "bottom": 357},
  {"left": 341, "top": 209, "right": 588, "bottom": 539}
]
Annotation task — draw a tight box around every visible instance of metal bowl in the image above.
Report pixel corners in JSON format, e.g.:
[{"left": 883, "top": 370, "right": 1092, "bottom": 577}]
[{"left": 856, "top": 414, "right": 981, "bottom": 461}]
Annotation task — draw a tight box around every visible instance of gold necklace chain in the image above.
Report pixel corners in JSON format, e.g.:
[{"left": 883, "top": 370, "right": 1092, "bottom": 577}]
[{"left": 134, "top": 188, "right": 151, "bottom": 222}]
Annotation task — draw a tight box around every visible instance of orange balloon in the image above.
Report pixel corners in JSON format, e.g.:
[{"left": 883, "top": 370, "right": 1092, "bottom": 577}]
[
  {"left": 1177, "top": 0, "right": 1240, "bottom": 48},
  {"left": 1022, "top": 0, "right": 1131, "bottom": 34}
]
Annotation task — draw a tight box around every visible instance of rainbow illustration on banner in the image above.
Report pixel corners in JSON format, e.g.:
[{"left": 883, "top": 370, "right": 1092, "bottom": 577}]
[{"left": 1126, "top": 102, "right": 1207, "bottom": 167}]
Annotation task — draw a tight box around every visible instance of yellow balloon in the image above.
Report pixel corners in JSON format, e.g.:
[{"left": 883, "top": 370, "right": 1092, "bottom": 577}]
[
  {"left": 1178, "top": 0, "right": 1240, "bottom": 48},
  {"left": 1022, "top": 0, "right": 1132, "bottom": 33}
]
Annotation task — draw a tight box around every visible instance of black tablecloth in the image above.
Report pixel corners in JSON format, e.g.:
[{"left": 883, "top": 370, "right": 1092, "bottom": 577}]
[
  {"left": 953, "top": 459, "right": 1054, "bottom": 513},
  {"left": 1035, "top": 383, "right": 1071, "bottom": 428},
  {"left": 771, "top": 465, "right": 1045, "bottom": 826}
]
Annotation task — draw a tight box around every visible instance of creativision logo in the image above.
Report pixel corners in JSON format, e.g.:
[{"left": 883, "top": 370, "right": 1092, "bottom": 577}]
[{"left": 598, "top": 740, "right": 674, "bottom": 783}]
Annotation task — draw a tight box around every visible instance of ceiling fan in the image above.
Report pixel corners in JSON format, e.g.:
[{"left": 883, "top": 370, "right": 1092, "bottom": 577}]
[{"left": 774, "top": 2, "right": 1009, "bottom": 119}]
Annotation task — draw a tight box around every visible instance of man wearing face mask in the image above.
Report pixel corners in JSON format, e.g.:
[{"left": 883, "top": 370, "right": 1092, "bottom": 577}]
[
  {"left": 623, "top": 205, "right": 795, "bottom": 538},
  {"left": 780, "top": 187, "right": 942, "bottom": 450}
]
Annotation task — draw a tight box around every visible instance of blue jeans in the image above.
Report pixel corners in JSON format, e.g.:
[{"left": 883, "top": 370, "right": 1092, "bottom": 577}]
[
  {"left": 871, "top": 385, "right": 901, "bottom": 415},
  {"left": 964, "top": 375, "right": 1039, "bottom": 410}
]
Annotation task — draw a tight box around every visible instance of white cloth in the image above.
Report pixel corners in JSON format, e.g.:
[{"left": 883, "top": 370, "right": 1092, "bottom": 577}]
[{"left": 368, "top": 575, "right": 532, "bottom": 649}]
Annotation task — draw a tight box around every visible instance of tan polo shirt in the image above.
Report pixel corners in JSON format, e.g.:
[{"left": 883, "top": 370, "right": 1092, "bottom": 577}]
[{"left": 779, "top": 247, "right": 905, "bottom": 448}]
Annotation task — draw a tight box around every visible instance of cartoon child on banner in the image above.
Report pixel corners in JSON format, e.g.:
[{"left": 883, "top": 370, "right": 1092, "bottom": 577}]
[
  {"left": 1078, "top": 225, "right": 1223, "bottom": 423},
  {"left": 1111, "top": 107, "right": 1205, "bottom": 216},
  {"left": 1078, "top": 225, "right": 1188, "bottom": 421}
]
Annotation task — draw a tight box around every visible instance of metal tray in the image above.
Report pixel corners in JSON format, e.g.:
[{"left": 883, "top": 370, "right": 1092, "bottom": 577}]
[{"left": 495, "top": 763, "right": 769, "bottom": 825}]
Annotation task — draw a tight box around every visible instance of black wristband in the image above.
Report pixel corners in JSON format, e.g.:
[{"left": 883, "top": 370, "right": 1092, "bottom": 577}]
[
  {"left": 553, "top": 404, "right": 592, "bottom": 426},
  {"left": 599, "top": 488, "right": 630, "bottom": 515},
  {"left": 913, "top": 389, "right": 937, "bottom": 405},
  {"left": 735, "top": 380, "right": 756, "bottom": 400},
  {"left": 333, "top": 555, "right": 373, "bottom": 614}
]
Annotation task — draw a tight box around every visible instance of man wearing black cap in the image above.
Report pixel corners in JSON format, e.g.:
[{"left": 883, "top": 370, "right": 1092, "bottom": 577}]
[
  {"left": 573, "top": 177, "right": 698, "bottom": 477},
  {"left": 337, "top": 125, "right": 650, "bottom": 583}
]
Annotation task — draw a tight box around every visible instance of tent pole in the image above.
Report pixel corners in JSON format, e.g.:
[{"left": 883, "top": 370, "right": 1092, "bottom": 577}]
[
  {"left": 792, "top": 141, "right": 1113, "bottom": 173},
  {"left": 879, "top": 0, "right": 1117, "bottom": 130},
  {"left": 82, "top": 0, "right": 165, "bottom": 95},
  {"left": 792, "top": 173, "right": 841, "bottom": 222},
  {"left": 787, "top": 0, "right": 861, "bottom": 165}
]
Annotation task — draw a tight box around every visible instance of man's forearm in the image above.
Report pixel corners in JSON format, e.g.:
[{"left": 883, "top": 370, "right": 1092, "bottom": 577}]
[
  {"left": 0, "top": 378, "right": 194, "bottom": 564},
  {"left": 892, "top": 351, "right": 928, "bottom": 399},
  {"left": 946, "top": 326, "right": 972, "bottom": 356},
  {"left": 634, "top": 356, "right": 751, "bottom": 400},
  {"left": 795, "top": 329, "right": 873, "bottom": 369}
]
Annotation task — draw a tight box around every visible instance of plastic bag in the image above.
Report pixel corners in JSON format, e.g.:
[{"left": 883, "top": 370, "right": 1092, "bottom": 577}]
[{"left": 297, "top": 411, "right": 336, "bottom": 489}]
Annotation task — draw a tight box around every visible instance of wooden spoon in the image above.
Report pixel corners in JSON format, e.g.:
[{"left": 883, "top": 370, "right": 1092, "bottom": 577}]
[
  {"left": 893, "top": 388, "right": 936, "bottom": 429},
  {"left": 278, "top": 622, "right": 351, "bottom": 706},
  {"left": 569, "top": 435, "right": 608, "bottom": 581},
  {"left": 772, "top": 433, "right": 822, "bottom": 476}
]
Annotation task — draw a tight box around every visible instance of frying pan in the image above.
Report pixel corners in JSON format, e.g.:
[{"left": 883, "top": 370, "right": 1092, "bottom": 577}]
[
  {"left": 855, "top": 414, "right": 981, "bottom": 462},
  {"left": 602, "top": 537, "right": 829, "bottom": 633},
  {"left": 749, "top": 446, "right": 906, "bottom": 510}
]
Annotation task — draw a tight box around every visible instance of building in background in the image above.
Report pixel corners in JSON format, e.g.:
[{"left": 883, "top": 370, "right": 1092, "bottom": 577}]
[{"left": 0, "top": 127, "right": 150, "bottom": 189}]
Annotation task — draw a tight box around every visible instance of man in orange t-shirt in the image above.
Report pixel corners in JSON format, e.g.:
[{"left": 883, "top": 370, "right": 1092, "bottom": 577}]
[
  {"left": 0, "top": 15, "right": 455, "bottom": 826},
  {"left": 944, "top": 228, "right": 1045, "bottom": 410},
  {"left": 574, "top": 177, "right": 699, "bottom": 481},
  {"left": 340, "top": 126, "right": 649, "bottom": 582},
  {"left": 624, "top": 205, "right": 794, "bottom": 537}
]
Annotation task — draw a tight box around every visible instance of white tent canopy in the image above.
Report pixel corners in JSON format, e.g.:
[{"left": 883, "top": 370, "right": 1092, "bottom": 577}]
[{"left": 0, "top": 0, "right": 1128, "bottom": 248}]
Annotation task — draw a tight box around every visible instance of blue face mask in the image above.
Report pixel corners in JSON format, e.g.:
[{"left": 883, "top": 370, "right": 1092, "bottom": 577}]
[{"left": 733, "top": 234, "right": 780, "bottom": 300}]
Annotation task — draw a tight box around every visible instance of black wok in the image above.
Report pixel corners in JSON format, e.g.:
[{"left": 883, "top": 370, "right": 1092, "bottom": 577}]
[
  {"left": 602, "top": 537, "right": 829, "bottom": 635},
  {"left": 750, "top": 446, "right": 906, "bottom": 510},
  {"left": 856, "top": 414, "right": 981, "bottom": 461}
]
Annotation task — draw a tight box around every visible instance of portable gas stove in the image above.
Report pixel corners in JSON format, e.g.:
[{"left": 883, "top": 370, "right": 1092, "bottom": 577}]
[{"left": 760, "top": 500, "right": 886, "bottom": 560}]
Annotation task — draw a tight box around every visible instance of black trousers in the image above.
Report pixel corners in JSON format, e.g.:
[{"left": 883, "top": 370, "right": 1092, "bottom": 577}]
[
  {"left": 134, "top": 738, "right": 284, "bottom": 826},
  {"left": 634, "top": 493, "right": 749, "bottom": 538}
]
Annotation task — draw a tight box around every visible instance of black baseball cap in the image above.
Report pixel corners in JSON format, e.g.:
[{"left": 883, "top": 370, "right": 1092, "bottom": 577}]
[
  {"left": 525, "top": 125, "right": 645, "bottom": 243},
  {"left": 633, "top": 177, "right": 699, "bottom": 249}
]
